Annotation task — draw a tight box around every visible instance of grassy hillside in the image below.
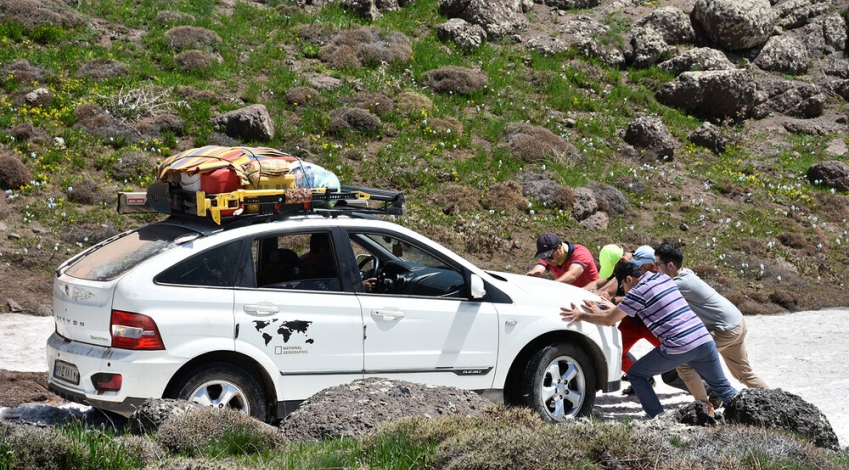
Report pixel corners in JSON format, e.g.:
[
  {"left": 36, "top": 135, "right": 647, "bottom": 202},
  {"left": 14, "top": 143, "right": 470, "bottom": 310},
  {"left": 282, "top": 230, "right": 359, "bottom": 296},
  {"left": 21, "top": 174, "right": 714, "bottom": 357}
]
[{"left": 1, "top": 0, "right": 848, "bottom": 314}]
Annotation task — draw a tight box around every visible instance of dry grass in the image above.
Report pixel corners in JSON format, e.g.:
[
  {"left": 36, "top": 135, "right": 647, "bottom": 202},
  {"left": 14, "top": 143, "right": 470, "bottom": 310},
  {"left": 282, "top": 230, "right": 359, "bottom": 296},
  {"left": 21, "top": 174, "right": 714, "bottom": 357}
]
[
  {"left": 319, "top": 27, "right": 412, "bottom": 69},
  {"left": 329, "top": 107, "right": 382, "bottom": 134},
  {"left": 0, "top": 153, "right": 32, "bottom": 190},
  {"left": 74, "top": 58, "right": 130, "bottom": 81},
  {"left": 421, "top": 66, "right": 488, "bottom": 95},
  {"left": 502, "top": 123, "right": 578, "bottom": 164},
  {"left": 0, "top": 0, "right": 84, "bottom": 28},
  {"left": 164, "top": 26, "right": 222, "bottom": 52}
]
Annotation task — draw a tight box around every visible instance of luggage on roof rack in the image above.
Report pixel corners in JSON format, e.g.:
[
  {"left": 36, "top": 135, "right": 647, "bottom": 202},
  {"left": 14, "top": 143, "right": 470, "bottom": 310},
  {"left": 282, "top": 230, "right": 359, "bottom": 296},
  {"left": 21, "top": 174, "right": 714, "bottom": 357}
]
[{"left": 117, "top": 146, "right": 404, "bottom": 224}]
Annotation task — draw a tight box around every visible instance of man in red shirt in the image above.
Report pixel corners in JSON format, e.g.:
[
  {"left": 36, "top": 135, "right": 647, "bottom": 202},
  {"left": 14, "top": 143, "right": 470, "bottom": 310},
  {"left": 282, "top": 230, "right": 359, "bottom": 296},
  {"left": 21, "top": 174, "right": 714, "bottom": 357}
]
[{"left": 526, "top": 232, "right": 599, "bottom": 288}]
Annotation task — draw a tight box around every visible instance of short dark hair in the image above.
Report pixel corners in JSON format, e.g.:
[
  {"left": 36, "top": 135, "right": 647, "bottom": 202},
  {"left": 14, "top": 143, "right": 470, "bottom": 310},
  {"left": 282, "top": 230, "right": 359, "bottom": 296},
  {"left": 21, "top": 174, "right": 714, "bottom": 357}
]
[
  {"left": 655, "top": 242, "right": 683, "bottom": 269},
  {"left": 613, "top": 260, "right": 643, "bottom": 283}
]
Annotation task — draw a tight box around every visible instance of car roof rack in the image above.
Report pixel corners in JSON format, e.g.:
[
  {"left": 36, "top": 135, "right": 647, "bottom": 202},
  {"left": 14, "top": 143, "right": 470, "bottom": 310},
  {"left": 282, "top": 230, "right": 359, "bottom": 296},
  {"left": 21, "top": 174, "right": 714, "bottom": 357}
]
[{"left": 118, "top": 183, "right": 404, "bottom": 226}]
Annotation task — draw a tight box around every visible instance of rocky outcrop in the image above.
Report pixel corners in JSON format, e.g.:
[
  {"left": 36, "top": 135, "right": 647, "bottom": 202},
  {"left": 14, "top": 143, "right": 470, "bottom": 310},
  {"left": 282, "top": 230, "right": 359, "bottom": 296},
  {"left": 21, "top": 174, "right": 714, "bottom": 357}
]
[
  {"left": 725, "top": 388, "right": 839, "bottom": 450},
  {"left": 691, "top": 0, "right": 774, "bottom": 50},
  {"left": 210, "top": 104, "right": 275, "bottom": 142},
  {"left": 629, "top": 27, "right": 673, "bottom": 68},
  {"left": 623, "top": 116, "right": 677, "bottom": 160},
  {"left": 540, "top": 0, "right": 601, "bottom": 9},
  {"left": 437, "top": 18, "right": 488, "bottom": 50},
  {"left": 438, "top": 0, "right": 527, "bottom": 39},
  {"left": 807, "top": 160, "right": 849, "bottom": 192},
  {"left": 658, "top": 47, "right": 736, "bottom": 74}
]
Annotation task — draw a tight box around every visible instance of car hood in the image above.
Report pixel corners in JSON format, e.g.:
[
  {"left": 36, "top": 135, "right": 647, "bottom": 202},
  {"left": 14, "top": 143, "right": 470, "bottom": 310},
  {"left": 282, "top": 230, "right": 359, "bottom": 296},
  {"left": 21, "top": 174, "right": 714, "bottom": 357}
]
[{"left": 485, "top": 270, "right": 601, "bottom": 303}]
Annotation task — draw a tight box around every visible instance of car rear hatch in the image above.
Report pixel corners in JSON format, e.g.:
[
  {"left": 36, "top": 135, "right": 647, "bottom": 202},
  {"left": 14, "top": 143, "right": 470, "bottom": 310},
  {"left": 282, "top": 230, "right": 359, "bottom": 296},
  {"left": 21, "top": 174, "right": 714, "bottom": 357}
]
[{"left": 54, "top": 223, "right": 203, "bottom": 346}]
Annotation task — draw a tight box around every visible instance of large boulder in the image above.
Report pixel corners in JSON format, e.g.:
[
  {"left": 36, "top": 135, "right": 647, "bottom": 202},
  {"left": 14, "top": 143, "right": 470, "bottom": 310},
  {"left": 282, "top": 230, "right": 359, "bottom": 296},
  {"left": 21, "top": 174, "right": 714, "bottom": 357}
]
[
  {"left": 807, "top": 160, "right": 849, "bottom": 192},
  {"left": 656, "top": 69, "right": 761, "bottom": 122},
  {"left": 210, "top": 104, "right": 275, "bottom": 142},
  {"left": 438, "top": 0, "right": 527, "bottom": 39},
  {"left": 692, "top": 0, "right": 774, "bottom": 50},
  {"left": 754, "top": 35, "right": 808, "bottom": 75},
  {"left": 623, "top": 116, "right": 677, "bottom": 160},
  {"left": 658, "top": 47, "right": 736, "bottom": 75},
  {"left": 725, "top": 388, "right": 839, "bottom": 450},
  {"left": 774, "top": 0, "right": 830, "bottom": 29}
]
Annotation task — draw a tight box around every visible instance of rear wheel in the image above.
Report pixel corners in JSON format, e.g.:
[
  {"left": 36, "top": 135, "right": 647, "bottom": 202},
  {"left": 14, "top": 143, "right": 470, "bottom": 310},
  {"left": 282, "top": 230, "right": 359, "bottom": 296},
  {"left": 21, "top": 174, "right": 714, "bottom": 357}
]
[
  {"left": 521, "top": 342, "right": 595, "bottom": 422},
  {"left": 172, "top": 363, "right": 268, "bottom": 422}
]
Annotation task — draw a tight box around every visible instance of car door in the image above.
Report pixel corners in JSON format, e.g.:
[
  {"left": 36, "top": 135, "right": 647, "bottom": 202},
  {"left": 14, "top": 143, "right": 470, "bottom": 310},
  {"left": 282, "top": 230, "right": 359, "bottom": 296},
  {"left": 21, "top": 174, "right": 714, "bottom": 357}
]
[
  {"left": 346, "top": 230, "right": 499, "bottom": 390},
  {"left": 233, "top": 228, "right": 364, "bottom": 402}
]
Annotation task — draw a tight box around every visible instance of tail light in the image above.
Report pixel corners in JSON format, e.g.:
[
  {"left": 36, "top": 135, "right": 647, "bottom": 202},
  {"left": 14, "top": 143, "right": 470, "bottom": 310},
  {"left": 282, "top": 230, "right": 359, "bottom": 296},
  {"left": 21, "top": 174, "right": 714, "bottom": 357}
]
[
  {"left": 111, "top": 310, "right": 165, "bottom": 350},
  {"left": 92, "top": 373, "right": 123, "bottom": 393}
]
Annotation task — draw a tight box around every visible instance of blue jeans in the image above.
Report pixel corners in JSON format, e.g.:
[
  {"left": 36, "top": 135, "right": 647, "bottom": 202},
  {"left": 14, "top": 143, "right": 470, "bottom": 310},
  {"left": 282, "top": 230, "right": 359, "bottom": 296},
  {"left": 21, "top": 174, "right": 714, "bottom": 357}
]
[{"left": 628, "top": 341, "right": 738, "bottom": 418}]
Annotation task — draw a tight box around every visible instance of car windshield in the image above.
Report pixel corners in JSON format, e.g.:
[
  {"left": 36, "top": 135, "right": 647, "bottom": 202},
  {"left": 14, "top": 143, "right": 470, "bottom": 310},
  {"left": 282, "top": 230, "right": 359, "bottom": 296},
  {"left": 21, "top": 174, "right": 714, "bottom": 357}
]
[{"left": 63, "top": 224, "right": 199, "bottom": 281}]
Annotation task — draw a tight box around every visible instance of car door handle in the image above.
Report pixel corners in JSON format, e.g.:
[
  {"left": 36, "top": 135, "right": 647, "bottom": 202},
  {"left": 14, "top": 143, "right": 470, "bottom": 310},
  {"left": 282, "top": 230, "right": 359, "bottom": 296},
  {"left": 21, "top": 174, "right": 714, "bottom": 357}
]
[
  {"left": 243, "top": 302, "right": 280, "bottom": 315},
  {"left": 371, "top": 308, "right": 405, "bottom": 320}
]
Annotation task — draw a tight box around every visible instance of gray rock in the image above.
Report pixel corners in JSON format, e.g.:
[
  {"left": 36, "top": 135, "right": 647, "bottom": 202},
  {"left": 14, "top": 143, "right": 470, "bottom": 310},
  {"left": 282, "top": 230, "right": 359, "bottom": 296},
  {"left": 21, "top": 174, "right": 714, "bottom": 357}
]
[
  {"left": 807, "top": 160, "right": 849, "bottom": 191},
  {"left": 658, "top": 47, "right": 736, "bottom": 74},
  {"left": 25, "top": 88, "right": 54, "bottom": 106},
  {"left": 578, "top": 210, "right": 608, "bottom": 230},
  {"left": 820, "top": 13, "right": 847, "bottom": 54},
  {"left": 210, "top": 104, "right": 275, "bottom": 142},
  {"left": 588, "top": 181, "right": 627, "bottom": 216},
  {"left": 36, "top": 304, "right": 53, "bottom": 317},
  {"left": 635, "top": 6, "right": 695, "bottom": 45},
  {"left": 623, "top": 116, "right": 676, "bottom": 160},
  {"left": 517, "top": 172, "right": 573, "bottom": 209},
  {"left": 572, "top": 187, "right": 598, "bottom": 222},
  {"left": 688, "top": 122, "right": 726, "bottom": 154},
  {"left": 674, "top": 400, "right": 719, "bottom": 426},
  {"left": 129, "top": 398, "right": 205, "bottom": 435},
  {"left": 752, "top": 75, "right": 824, "bottom": 119},
  {"left": 342, "top": 0, "right": 381, "bottom": 19},
  {"left": 525, "top": 35, "right": 570, "bottom": 55},
  {"left": 725, "top": 388, "right": 839, "bottom": 450},
  {"left": 630, "top": 27, "right": 672, "bottom": 68},
  {"left": 309, "top": 76, "right": 344, "bottom": 90},
  {"left": 775, "top": 0, "right": 830, "bottom": 29},
  {"left": 541, "top": 0, "right": 600, "bottom": 8},
  {"left": 438, "top": 0, "right": 527, "bottom": 39},
  {"left": 437, "top": 18, "right": 488, "bottom": 50},
  {"left": 692, "top": 0, "right": 774, "bottom": 50},
  {"left": 754, "top": 35, "right": 808, "bottom": 74},
  {"left": 656, "top": 69, "right": 761, "bottom": 122},
  {"left": 7, "top": 299, "right": 22, "bottom": 313},
  {"left": 575, "top": 36, "right": 627, "bottom": 68}
]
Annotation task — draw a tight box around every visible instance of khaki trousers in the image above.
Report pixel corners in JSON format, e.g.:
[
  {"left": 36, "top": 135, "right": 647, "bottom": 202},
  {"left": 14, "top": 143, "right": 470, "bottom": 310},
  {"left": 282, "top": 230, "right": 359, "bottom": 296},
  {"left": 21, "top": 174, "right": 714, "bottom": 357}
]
[{"left": 677, "top": 318, "right": 769, "bottom": 402}]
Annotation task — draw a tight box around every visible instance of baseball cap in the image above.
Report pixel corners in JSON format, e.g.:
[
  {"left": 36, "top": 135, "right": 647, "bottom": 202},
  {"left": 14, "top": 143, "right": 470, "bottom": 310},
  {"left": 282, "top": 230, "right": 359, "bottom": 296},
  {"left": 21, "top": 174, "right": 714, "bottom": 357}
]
[
  {"left": 534, "top": 232, "right": 561, "bottom": 259},
  {"left": 598, "top": 244, "right": 625, "bottom": 278},
  {"left": 630, "top": 245, "right": 655, "bottom": 267}
]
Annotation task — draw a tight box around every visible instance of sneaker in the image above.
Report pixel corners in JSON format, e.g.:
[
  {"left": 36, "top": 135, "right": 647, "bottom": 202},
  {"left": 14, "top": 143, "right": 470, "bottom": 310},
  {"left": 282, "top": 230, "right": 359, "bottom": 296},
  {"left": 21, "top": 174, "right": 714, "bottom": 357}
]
[
  {"left": 621, "top": 377, "right": 655, "bottom": 395},
  {"left": 621, "top": 373, "right": 630, "bottom": 382}
]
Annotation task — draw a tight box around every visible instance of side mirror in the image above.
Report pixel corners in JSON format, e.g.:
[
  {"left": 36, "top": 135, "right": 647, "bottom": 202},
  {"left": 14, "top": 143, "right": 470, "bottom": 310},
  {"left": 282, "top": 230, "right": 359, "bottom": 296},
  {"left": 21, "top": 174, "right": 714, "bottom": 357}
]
[{"left": 470, "top": 274, "right": 486, "bottom": 300}]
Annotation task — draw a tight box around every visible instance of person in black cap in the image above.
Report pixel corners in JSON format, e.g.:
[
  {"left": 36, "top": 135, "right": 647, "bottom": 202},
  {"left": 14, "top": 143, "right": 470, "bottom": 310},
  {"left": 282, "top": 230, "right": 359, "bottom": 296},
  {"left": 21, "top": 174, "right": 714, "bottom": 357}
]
[{"left": 526, "top": 232, "right": 599, "bottom": 288}]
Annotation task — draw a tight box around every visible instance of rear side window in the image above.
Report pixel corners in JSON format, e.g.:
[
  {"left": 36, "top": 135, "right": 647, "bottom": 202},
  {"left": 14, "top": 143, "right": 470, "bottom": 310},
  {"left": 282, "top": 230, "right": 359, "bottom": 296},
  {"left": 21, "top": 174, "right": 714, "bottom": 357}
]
[
  {"left": 156, "top": 240, "right": 244, "bottom": 287},
  {"left": 64, "top": 225, "right": 197, "bottom": 281}
]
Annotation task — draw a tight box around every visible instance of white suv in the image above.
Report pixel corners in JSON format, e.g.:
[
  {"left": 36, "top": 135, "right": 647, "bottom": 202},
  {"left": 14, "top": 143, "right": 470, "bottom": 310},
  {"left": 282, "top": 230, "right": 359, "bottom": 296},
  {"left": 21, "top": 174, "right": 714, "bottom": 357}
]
[{"left": 48, "top": 207, "right": 621, "bottom": 423}]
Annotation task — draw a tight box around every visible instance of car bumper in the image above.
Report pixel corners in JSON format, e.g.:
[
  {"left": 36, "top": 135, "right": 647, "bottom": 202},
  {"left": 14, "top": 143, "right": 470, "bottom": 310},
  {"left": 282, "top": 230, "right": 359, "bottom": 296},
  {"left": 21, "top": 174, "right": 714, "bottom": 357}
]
[{"left": 46, "top": 332, "right": 184, "bottom": 416}]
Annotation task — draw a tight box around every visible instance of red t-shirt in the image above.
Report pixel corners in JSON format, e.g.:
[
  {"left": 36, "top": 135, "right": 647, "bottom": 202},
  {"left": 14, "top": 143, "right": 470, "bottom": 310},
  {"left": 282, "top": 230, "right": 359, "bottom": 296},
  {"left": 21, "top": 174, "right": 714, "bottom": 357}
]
[{"left": 538, "top": 242, "right": 599, "bottom": 288}]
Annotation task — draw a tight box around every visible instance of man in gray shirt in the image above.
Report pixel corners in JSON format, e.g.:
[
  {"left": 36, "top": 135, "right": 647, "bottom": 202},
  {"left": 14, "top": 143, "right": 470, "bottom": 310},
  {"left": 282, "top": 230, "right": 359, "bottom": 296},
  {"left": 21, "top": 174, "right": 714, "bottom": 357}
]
[{"left": 654, "top": 242, "right": 768, "bottom": 406}]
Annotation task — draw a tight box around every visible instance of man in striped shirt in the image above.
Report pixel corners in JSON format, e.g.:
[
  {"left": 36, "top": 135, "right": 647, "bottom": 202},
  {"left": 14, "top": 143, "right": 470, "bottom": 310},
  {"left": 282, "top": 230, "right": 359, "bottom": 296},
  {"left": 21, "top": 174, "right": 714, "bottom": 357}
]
[{"left": 560, "top": 261, "right": 737, "bottom": 418}]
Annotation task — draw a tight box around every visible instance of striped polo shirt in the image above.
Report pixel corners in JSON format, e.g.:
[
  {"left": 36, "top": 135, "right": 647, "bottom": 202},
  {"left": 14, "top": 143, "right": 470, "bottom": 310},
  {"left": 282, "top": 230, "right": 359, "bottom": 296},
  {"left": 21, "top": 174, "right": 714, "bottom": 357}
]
[{"left": 618, "top": 272, "right": 712, "bottom": 354}]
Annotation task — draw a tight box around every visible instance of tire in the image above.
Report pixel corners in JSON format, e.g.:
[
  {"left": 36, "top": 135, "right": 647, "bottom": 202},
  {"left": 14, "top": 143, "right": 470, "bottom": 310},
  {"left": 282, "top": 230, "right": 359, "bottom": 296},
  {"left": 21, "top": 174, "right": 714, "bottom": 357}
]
[
  {"left": 172, "top": 363, "right": 268, "bottom": 422},
  {"left": 521, "top": 342, "right": 595, "bottom": 422}
]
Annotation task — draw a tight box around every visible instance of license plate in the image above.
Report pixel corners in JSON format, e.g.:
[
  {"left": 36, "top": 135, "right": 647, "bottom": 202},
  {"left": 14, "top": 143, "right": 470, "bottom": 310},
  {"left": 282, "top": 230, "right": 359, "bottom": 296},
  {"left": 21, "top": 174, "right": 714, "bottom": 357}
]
[{"left": 53, "top": 360, "right": 80, "bottom": 385}]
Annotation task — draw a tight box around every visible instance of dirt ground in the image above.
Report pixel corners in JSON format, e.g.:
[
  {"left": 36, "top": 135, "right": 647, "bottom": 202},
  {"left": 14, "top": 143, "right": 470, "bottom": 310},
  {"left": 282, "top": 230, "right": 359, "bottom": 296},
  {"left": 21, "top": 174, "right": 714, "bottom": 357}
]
[{"left": 0, "top": 370, "right": 58, "bottom": 408}]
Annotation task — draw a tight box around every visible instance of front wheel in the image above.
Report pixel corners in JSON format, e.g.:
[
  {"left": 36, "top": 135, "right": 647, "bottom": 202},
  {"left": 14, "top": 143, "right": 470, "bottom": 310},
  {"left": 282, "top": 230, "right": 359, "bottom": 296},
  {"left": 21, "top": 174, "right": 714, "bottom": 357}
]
[
  {"left": 172, "top": 363, "right": 268, "bottom": 422},
  {"left": 521, "top": 342, "right": 595, "bottom": 422}
]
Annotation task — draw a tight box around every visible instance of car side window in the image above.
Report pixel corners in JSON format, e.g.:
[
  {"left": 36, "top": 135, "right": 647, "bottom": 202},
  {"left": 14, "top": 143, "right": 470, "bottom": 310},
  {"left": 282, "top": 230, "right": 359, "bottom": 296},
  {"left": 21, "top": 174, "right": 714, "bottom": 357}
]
[
  {"left": 349, "top": 232, "right": 466, "bottom": 298},
  {"left": 156, "top": 240, "right": 242, "bottom": 287},
  {"left": 252, "top": 232, "right": 341, "bottom": 292}
]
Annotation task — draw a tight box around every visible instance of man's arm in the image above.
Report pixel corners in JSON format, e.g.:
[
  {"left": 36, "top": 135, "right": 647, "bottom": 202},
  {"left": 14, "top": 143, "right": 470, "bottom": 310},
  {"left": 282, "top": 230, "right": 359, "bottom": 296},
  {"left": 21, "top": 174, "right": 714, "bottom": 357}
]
[
  {"left": 553, "top": 263, "right": 585, "bottom": 285},
  {"left": 560, "top": 299, "right": 626, "bottom": 326},
  {"left": 526, "top": 264, "right": 546, "bottom": 277}
]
